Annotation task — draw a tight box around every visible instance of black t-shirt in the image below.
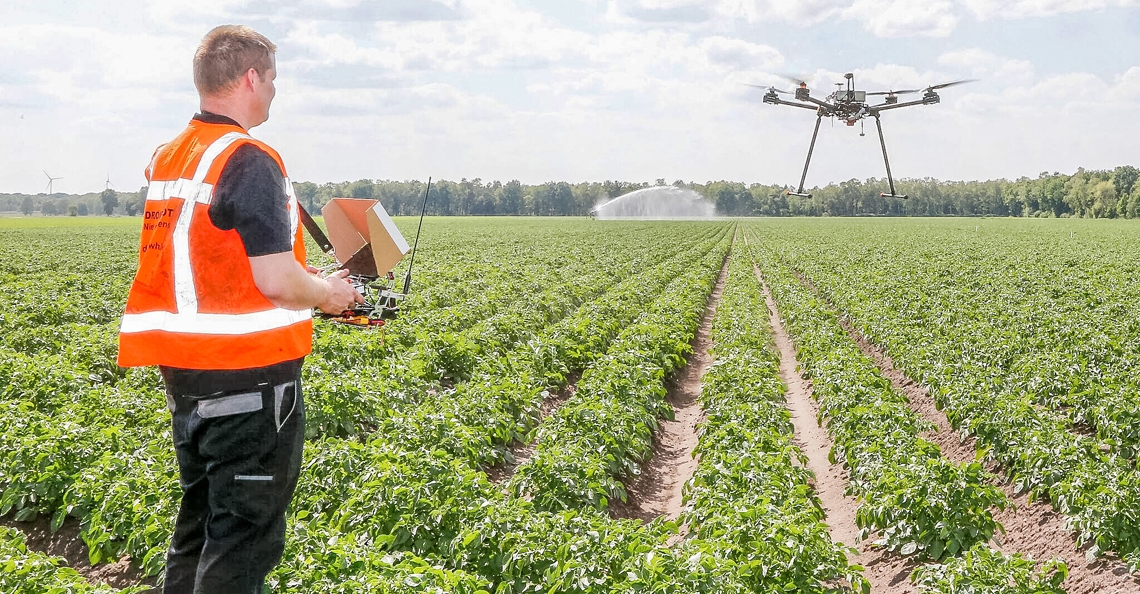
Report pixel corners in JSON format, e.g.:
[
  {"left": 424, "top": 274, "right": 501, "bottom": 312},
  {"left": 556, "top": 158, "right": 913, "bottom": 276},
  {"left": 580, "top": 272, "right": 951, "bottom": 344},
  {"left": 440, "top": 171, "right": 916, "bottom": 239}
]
[
  {"left": 160, "top": 113, "right": 303, "bottom": 396},
  {"left": 197, "top": 112, "right": 294, "bottom": 257}
]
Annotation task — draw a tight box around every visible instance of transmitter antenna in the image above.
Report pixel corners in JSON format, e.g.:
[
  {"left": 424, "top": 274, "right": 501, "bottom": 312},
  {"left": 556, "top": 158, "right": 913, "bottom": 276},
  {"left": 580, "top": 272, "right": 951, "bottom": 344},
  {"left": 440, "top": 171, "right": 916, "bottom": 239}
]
[{"left": 402, "top": 177, "right": 431, "bottom": 295}]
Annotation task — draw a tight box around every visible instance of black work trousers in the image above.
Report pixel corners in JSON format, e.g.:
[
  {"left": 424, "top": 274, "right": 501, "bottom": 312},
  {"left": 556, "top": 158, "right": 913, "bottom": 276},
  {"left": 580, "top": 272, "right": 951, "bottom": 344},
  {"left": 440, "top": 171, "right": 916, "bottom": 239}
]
[{"left": 163, "top": 372, "right": 305, "bottom": 594}]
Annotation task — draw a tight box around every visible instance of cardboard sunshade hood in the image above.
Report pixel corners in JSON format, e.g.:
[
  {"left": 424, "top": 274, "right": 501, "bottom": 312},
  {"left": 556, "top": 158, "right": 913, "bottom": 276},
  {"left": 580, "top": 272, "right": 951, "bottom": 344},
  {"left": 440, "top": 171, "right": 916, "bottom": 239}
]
[{"left": 321, "top": 198, "right": 410, "bottom": 276}]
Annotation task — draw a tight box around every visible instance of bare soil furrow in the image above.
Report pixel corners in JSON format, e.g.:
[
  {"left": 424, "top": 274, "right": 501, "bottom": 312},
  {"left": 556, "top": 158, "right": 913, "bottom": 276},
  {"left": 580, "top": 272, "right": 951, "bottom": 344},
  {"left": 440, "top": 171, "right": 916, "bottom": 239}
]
[
  {"left": 798, "top": 269, "right": 1140, "bottom": 594},
  {"left": 1, "top": 516, "right": 157, "bottom": 591},
  {"left": 485, "top": 373, "right": 579, "bottom": 486},
  {"left": 754, "top": 265, "right": 920, "bottom": 593},
  {"left": 610, "top": 254, "right": 730, "bottom": 523}
]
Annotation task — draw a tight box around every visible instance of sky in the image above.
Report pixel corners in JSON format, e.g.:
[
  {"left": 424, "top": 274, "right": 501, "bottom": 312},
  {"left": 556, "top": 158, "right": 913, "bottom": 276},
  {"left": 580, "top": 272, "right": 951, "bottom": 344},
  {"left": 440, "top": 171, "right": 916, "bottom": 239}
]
[{"left": 2, "top": 0, "right": 1139, "bottom": 195}]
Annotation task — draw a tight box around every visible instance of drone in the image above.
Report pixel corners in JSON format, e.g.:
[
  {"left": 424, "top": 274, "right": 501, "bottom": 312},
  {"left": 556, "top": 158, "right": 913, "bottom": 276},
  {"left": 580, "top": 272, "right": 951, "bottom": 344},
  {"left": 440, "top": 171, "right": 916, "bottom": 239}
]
[
  {"left": 298, "top": 179, "right": 430, "bottom": 328},
  {"left": 752, "top": 72, "right": 975, "bottom": 199}
]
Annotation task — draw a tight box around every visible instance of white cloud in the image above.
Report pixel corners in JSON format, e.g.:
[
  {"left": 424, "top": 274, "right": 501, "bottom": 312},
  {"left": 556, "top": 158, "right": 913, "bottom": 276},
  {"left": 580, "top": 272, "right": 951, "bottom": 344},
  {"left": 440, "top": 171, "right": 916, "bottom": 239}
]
[
  {"left": 610, "top": 0, "right": 1137, "bottom": 37},
  {"left": 700, "top": 36, "right": 783, "bottom": 72},
  {"left": 960, "top": 0, "right": 1139, "bottom": 20},
  {"left": 938, "top": 48, "right": 1034, "bottom": 84},
  {"left": 604, "top": 0, "right": 716, "bottom": 23},
  {"left": 844, "top": 0, "right": 959, "bottom": 36},
  {"left": 611, "top": 0, "right": 954, "bottom": 36},
  {"left": 2, "top": 0, "right": 1140, "bottom": 193},
  {"left": 1109, "top": 66, "right": 1140, "bottom": 101},
  {"left": 717, "top": 0, "right": 850, "bottom": 23}
]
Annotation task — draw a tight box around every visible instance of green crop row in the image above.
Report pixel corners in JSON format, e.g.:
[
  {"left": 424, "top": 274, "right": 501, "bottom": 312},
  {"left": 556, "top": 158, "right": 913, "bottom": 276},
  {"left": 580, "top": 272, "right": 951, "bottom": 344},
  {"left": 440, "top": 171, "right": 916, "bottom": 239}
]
[
  {"left": 303, "top": 223, "right": 728, "bottom": 440},
  {"left": 758, "top": 219, "right": 1140, "bottom": 568},
  {"left": 272, "top": 435, "right": 768, "bottom": 593},
  {"left": 744, "top": 231, "right": 1009, "bottom": 561},
  {"left": 509, "top": 234, "right": 730, "bottom": 511},
  {"left": 70, "top": 226, "right": 733, "bottom": 575},
  {"left": 681, "top": 244, "right": 868, "bottom": 593},
  {"left": 364, "top": 225, "right": 735, "bottom": 471},
  {"left": 911, "top": 543, "right": 1068, "bottom": 594},
  {"left": 0, "top": 220, "right": 735, "bottom": 582}
]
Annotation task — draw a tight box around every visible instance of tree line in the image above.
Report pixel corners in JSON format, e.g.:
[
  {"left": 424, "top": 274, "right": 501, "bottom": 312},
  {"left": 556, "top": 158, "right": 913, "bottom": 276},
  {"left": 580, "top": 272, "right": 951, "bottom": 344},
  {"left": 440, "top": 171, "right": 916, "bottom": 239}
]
[
  {"left": 0, "top": 189, "right": 127, "bottom": 217},
  {"left": 3, "top": 166, "right": 1138, "bottom": 218}
]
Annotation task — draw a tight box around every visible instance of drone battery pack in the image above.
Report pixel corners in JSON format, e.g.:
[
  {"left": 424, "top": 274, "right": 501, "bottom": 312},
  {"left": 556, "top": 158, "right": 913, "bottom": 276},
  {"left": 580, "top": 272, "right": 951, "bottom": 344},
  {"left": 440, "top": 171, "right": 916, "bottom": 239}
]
[{"left": 321, "top": 198, "right": 410, "bottom": 276}]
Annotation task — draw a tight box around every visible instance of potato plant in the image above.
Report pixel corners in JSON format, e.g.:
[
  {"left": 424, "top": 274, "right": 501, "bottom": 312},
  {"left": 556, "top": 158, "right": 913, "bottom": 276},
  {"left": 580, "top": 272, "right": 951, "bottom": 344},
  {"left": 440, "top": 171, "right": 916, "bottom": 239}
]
[{"left": 747, "top": 235, "right": 1007, "bottom": 561}]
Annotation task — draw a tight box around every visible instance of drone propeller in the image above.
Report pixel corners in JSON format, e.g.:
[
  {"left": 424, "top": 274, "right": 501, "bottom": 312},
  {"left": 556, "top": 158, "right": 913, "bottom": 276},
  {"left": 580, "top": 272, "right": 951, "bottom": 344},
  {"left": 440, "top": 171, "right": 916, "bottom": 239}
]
[
  {"left": 866, "top": 88, "right": 921, "bottom": 96},
  {"left": 924, "top": 78, "right": 977, "bottom": 92},
  {"left": 778, "top": 74, "right": 809, "bottom": 88},
  {"left": 743, "top": 83, "right": 791, "bottom": 94}
]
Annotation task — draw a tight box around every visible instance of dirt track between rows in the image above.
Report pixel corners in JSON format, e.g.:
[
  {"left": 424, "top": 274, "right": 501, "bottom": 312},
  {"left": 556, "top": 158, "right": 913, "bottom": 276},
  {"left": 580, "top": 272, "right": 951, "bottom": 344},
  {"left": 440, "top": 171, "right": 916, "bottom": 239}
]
[
  {"left": 1, "top": 515, "right": 157, "bottom": 591},
  {"left": 485, "top": 371, "right": 579, "bottom": 486},
  {"left": 785, "top": 262, "right": 1140, "bottom": 593},
  {"left": 839, "top": 316, "right": 1140, "bottom": 594},
  {"left": 755, "top": 265, "right": 924, "bottom": 593},
  {"left": 610, "top": 253, "right": 730, "bottom": 524}
]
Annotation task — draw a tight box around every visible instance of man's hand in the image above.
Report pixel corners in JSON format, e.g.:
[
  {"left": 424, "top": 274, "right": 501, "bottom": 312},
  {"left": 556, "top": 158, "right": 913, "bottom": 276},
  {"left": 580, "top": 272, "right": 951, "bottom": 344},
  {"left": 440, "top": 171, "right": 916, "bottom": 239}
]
[
  {"left": 250, "top": 252, "right": 364, "bottom": 311},
  {"left": 317, "top": 269, "right": 365, "bottom": 314}
]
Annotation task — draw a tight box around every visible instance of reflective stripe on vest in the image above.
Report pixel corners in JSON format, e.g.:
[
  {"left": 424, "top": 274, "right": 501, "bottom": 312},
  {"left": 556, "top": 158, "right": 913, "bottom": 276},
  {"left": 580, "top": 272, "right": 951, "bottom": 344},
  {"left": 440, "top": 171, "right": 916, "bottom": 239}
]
[
  {"left": 118, "top": 122, "right": 312, "bottom": 369},
  {"left": 120, "top": 308, "right": 311, "bottom": 335}
]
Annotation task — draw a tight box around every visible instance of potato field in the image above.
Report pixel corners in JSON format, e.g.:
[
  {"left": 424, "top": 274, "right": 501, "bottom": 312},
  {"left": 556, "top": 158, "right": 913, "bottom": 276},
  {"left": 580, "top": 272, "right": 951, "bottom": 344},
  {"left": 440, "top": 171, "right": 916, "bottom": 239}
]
[{"left": 2, "top": 216, "right": 1140, "bottom": 593}]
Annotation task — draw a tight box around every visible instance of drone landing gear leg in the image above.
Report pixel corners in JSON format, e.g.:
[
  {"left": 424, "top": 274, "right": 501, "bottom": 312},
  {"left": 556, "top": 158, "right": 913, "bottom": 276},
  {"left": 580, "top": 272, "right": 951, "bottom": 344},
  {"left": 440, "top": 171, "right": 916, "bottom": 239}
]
[
  {"left": 788, "top": 113, "right": 822, "bottom": 198},
  {"left": 874, "top": 114, "right": 908, "bottom": 199}
]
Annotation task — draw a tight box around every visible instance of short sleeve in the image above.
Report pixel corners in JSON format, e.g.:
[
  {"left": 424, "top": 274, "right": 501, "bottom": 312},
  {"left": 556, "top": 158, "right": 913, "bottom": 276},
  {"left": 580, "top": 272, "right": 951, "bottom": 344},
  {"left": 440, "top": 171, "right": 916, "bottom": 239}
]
[{"left": 208, "top": 144, "right": 293, "bottom": 257}]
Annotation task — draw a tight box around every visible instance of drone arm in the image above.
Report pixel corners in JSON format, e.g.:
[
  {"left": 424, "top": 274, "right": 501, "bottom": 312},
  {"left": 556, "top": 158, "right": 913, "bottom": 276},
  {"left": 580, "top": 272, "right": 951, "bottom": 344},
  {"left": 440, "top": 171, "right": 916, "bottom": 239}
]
[
  {"left": 801, "top": 96, "right": 836, "bottom": 113},
  {"left": 764, "top": 96, "right": 824, "bottom": 112},
  {"left": 871, "top": 93, "right": 939, "bottom": 112}
]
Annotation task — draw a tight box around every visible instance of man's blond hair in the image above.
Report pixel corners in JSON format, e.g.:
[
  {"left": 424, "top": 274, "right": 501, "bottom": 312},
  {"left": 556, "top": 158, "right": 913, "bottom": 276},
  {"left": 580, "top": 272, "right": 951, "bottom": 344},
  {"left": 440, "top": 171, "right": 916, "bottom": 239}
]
[{"left": 193, "top": 25, "right": 277, "bottom": 96}]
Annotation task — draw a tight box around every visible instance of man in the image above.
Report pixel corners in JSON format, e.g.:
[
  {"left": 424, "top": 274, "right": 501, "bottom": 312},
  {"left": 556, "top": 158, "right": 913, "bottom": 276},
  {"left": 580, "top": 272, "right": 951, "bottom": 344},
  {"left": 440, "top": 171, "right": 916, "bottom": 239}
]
[{"left": 117, "top": 25, "right": 362, "bottom": 593}]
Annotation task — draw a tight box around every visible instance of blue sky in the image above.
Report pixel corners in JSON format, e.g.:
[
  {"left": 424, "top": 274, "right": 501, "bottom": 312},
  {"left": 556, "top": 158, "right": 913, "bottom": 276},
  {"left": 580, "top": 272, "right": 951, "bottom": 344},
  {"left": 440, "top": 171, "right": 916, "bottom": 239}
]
[{"left": 2, "top": 0, "right": 1139, "bottom": 194}]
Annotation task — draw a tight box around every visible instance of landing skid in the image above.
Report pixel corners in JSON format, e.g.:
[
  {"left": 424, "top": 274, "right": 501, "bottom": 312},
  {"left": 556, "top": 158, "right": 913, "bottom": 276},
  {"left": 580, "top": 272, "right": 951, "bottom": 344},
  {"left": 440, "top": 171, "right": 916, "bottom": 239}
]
[{"left": 787, "top": 111, "right": 908, "bottom": 200}]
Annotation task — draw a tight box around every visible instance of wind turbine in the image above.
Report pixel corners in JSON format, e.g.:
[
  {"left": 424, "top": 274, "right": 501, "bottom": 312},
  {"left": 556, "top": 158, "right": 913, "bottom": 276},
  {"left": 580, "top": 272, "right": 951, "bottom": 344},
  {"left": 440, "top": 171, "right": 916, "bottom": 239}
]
[
  {"left": 43, "top": 171, "right": 63, "bottom": 195},
  {"left": 104, "top": 172, "right": 114, "bottom": 191}
]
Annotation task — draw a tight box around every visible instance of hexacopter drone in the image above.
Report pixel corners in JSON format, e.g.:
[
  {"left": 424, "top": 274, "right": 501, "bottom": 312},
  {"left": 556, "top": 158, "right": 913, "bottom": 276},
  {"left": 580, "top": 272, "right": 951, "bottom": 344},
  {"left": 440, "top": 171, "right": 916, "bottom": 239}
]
[{"left": 753, "top": 72, "right": 974, "bottom": 199}]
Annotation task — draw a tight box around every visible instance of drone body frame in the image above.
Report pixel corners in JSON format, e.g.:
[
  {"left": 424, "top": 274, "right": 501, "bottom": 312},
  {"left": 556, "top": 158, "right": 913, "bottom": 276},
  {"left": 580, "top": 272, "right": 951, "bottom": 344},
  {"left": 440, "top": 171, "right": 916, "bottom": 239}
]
[{"left": 757, "top": 73, "right": 973, "bottom": 199}]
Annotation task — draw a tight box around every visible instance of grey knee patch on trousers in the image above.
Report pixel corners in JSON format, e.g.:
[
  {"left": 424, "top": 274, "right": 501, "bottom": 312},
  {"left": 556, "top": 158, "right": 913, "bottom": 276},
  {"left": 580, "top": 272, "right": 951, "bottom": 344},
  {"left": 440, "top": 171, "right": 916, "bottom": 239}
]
[{"left": 197, "top": 391, "right": 263, "bottom": 419}]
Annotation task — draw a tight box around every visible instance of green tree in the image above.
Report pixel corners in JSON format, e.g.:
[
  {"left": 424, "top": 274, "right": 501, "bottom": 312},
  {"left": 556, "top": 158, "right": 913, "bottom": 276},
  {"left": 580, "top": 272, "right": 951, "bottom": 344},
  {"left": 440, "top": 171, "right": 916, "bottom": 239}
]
[
  {"left": 132, "top": 185, "right": 148, "bottom": 216},
  {"left": 68, "top": 205, "right": 78, "bottom": 216},
  {"left": 1113, "top": 165, "right": 1139, "bottom": 199},
  {"left": 1035, "top": 174, "right": 1068, "bottom": 217},
  {"left": 100, "top": 189, "right": 119, "bottom": 216},
  {"left": 348, "top": 179, "right": 374, "bottom": 199},
  {"left": 293, "top": 181, "right": 319, "bottom": 210},
  {"left": 21, "top": 196, "right": 32, "bottom": 215},
  {"left": 1126, "top": 186, "right": 1140, "bottom": 219},
  {"left": 1090, "top": 180, "right": 1117, "bottom": 218},
  {"left": 41, "top": 200, "right": 56, "bottom": 215},
  {"left": 77, "top": 202, "right": 89, "bottom": 216},
  {"left": 123, "top": 188, "right": 144, "bottom": 216},
  {"left": 500, "top": 180, "right": 523, "bottom": 215}
]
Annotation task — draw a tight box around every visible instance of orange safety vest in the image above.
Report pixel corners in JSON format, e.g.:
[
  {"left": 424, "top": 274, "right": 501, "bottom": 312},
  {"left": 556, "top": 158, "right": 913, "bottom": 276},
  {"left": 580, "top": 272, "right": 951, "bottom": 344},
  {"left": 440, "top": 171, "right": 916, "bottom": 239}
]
[{"left": 117, "top": 119, "right": 313, "bottom": 370}]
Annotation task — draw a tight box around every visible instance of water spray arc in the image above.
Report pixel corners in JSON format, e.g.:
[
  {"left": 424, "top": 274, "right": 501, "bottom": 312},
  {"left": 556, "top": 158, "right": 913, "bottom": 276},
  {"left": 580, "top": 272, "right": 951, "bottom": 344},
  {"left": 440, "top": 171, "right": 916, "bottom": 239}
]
[{"left": 590, "top": 186, "right": 716, "bottom": 220}]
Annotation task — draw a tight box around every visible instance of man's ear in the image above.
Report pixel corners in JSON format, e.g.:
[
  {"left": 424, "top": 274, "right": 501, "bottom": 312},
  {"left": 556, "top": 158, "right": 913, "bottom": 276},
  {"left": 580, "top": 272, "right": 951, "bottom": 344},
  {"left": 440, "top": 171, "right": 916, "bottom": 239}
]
[{"left": 243, "top": 67, "right": 259, "bottom": 90}]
